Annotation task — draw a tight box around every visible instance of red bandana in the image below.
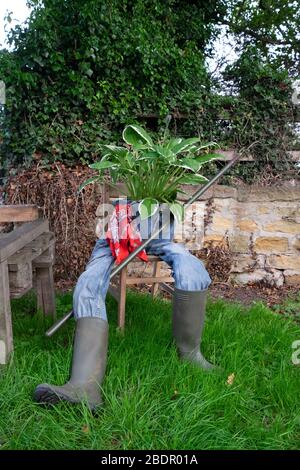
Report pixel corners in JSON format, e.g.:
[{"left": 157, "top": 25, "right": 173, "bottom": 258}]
[{"left": 106, "top": 202, "right": 148, "bottom": 265}]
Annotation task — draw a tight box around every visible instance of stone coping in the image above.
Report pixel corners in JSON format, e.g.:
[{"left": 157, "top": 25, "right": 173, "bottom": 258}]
[{"left": 97, "top": 182, "right": 300, "bottom": 203}]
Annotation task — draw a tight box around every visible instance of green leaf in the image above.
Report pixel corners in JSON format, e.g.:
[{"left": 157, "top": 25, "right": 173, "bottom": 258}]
[
  {"left": 169, "top": 201, "right": 184, "bottom": 223},
  {"left": 195, "top": 153, "right": 224, "bottom": 164},
  {"left": 172, "top": 140, "right": 218, "bottom": 156},
  {"left": 138, "top": 198, "right": 159, "bottom": 220},
  {"left": 176, "top": 158, "right": 201, "bottom": 172},
  {"left": 194, "top": 141, "right": 219, "bottom": 151},
  {"left": 125, "top": 152, "right": 135, "bottom": 167},
  {"left": 171, "top": 137, "right": 201, "bottom": 155},
  {"left": 138, "top": 150, "right": 160, "bottom": 161},
  {"left": 102, "top": 145, "right": 128, "bottom": 159},
  {"left": 166, "top": 137, "right": 183, "bottom": 150},
  {"left": 89, "top": 160, "right": 116, "bottom": 171},
  {"left": 179, "top": 174, "right": 208, "bottom": 185},
  {"left": 123, "top": 125, "right": 153, "bottom": 148},
  {"left": 154, "top": 145, "right": 175, "bottom": 160},
  {"left": 77, "top": 175, "right": 99, "bottom": 193}
]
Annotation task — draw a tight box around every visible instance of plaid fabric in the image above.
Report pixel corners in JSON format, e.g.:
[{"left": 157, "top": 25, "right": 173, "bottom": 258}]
[{"left": 105, "top": 202, "right": 148, "bottom": 265}]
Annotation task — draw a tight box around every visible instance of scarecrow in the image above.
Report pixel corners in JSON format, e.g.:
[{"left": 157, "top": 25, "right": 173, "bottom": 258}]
[{"left": 34, "top": 125, "right": 238, "bottom": 410}]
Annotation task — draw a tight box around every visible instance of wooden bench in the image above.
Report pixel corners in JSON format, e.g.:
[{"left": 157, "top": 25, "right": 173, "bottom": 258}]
[{"left": 0, "top": 205, "right": 56, "bottom": 364}]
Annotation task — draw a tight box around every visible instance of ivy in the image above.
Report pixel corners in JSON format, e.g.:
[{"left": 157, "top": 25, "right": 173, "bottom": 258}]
[{"left": 0, "top": 0, "right": 298, "bottom": 183}]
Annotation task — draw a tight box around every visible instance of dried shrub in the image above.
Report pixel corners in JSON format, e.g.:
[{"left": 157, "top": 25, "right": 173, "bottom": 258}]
[
  {"left": 197, "top": 238, "right": 232, "bottom": 283},
  {"left": 3, "top": 163, "right": 234, "bottom": 286},
  {"left": 4, "top": 162, "right": 101, "bottom": 282}
]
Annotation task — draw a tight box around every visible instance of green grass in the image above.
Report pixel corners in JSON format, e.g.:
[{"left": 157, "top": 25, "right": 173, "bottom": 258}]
[{"left": 0, "top": 290, "right": 300, "bottom": 450}]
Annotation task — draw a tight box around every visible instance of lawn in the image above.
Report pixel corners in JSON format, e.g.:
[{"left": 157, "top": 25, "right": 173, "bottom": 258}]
[{"left": 0, "top": 290, "right": 299, "bottom": 450}]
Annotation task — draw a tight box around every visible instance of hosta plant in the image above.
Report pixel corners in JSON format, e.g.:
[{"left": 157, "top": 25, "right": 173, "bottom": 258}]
[{"left": 79, "top": 125, "right": 222, "bottom": 222}]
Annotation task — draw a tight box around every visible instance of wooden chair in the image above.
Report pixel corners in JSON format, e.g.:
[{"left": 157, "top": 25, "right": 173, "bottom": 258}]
[
  {"left": 100, "top": 184, "right": 175, "bottom": 331},
  {"left": 0, "top": 205, "right": 56, "bottom": 364}
]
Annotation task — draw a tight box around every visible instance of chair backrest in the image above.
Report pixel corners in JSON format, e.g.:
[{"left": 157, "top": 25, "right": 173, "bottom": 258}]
[
  {"left": 95, "top": 183, "right": 127, "bottom": 238},
  {"left": 100, "top": 182, "right": 187, "bottom": 204},
  {"left": 98, "top": 182, "right": 186, "bottom": 242},
  {"left": 101, "top": 182, "right": 128, "bottom": 205}
]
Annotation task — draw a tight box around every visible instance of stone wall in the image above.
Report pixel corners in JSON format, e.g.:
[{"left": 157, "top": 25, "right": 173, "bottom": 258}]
[
  {"left": 128, "top": 184, "right": 300, "bottom": 287},
  {"left": 2, "top": 182, "right": 299, "bottom": 286}
]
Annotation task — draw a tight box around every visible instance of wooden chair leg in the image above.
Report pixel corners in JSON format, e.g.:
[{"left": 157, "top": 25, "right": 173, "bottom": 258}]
[
  {"left": 151, "top": 261, "right": 161, "bottom": 297},
  {"left": 118, "top": 267, "right": 127, "bottom": 331},
  {"left": 0, "top": 261, "right": 13, "bottom": 365},
  {"left": 35, "top": 265, "right": 56, "bottom": 318}
]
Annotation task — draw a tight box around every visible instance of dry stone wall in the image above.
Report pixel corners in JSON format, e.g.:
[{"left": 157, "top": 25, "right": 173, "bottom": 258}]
[{"left": 128, "top": 184, "right": 300, "bottom": 287}]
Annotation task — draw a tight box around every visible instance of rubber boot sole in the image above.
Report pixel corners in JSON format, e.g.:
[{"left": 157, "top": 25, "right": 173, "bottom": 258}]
[{"left": 34, "top": 384, "right": 101, "bottom": 411}]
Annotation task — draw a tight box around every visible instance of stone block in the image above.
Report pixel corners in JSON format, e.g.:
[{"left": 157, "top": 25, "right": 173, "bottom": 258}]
[
  {"left": 203, "top": 235, "right": 228, "bottom": 248},
  {"left": 293, "top": 237, "right": 300, "bottom": 251},
  {"left": 211, "top": 214, "right": 233, "bottom": 231},
  {"left": 264, "top": 221, "right": 300, "bottom": 234},
  {"left": 229, "top": 235, "right": 250, "bottom": 253},
  {"left": 237, "top": 219, "right": 258, "bottom": 232},
  {"left": 237, "top": 186, "right": 300, "bottom": 203},
  {"left": 233, "top": 268, "right": 284, "bottom": 287},
  {"left": 8, "top": 262, "right": 33, "bottom": 290},
  {"left": 178, "top": 184, "right": 237, "bottom": 201},
  {"left": 284, "top": 270, "right": 300, "bottom": 286},
  {"left": 276, "top": 206, "right": 300, "bottom": 218},
  {"left": 267, "top": 255, "right": 300, "bottom": 270},
  {"left": 254, "top": 237, "right": 288, "bottom": 253},
  {"left": 257, "top": 205, "right": 270, "bottom": 214},
  {"left": 230, "top": 254, "right": 265, "bottom": 273}
]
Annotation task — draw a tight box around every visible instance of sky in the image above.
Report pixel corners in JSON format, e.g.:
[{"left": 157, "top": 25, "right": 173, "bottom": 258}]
[{"left": 0, "top": 0, "right": 31, "bottom": 49}]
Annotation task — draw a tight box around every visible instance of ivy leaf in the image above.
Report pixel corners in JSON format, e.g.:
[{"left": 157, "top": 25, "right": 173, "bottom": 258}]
[
  {"left": 138, "top": 198, "right": 159, "bottom": 220},
  {"left": 169, "top": 201, "right": 184, "bottom": 223}
]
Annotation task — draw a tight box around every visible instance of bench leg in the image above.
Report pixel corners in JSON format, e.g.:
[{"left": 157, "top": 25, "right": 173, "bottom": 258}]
[
  {"left": 118, "top": 267, "right": 127, "bottom": 331},
  {"left": 0, "top": 261, "right": 13, "bottom": 365},
  {"left": 35, "top": 265, "right": 56, "bottom": 318},
  {"left": 151, "top": 261, "right": 161, "bottom": 297}
]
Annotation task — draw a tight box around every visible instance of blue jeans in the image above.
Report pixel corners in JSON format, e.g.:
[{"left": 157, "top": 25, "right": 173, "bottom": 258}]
[
  {"left": 73, "top": 238, "right": 211, "bottom": 321},
  {"left": 73, "top": 202, "right": 211, "bottom": 321}
]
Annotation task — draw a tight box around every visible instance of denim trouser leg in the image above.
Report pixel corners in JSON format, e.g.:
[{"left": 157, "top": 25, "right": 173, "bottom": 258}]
[
  {"left": 73, "top": 239, "right": 115, "bottom": 321},
  {"left": 146, "top": 239, "right": 212, "bottom": 291},
  {"left": 73, "top": 237, "right": 212, "bottom": 320}
]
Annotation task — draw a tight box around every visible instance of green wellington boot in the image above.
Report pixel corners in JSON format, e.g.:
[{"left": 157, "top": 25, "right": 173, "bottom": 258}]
[
  {"left": 172, "top": 288, "right": 215, "bottom": 370},
  {"left": 34, "top": 317, "right": 108, "bottom": 410}
]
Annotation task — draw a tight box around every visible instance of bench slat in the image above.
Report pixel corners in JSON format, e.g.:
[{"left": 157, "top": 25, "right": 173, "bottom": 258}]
[
  {"left": 0, "top": 205, "right": 39, "bottom": 223},
  {"left": 7, "top": 232, "right": 55, "bottom": 268},
  {"left": 0, "top": 219, "right": 49, "bottom": 262}
]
